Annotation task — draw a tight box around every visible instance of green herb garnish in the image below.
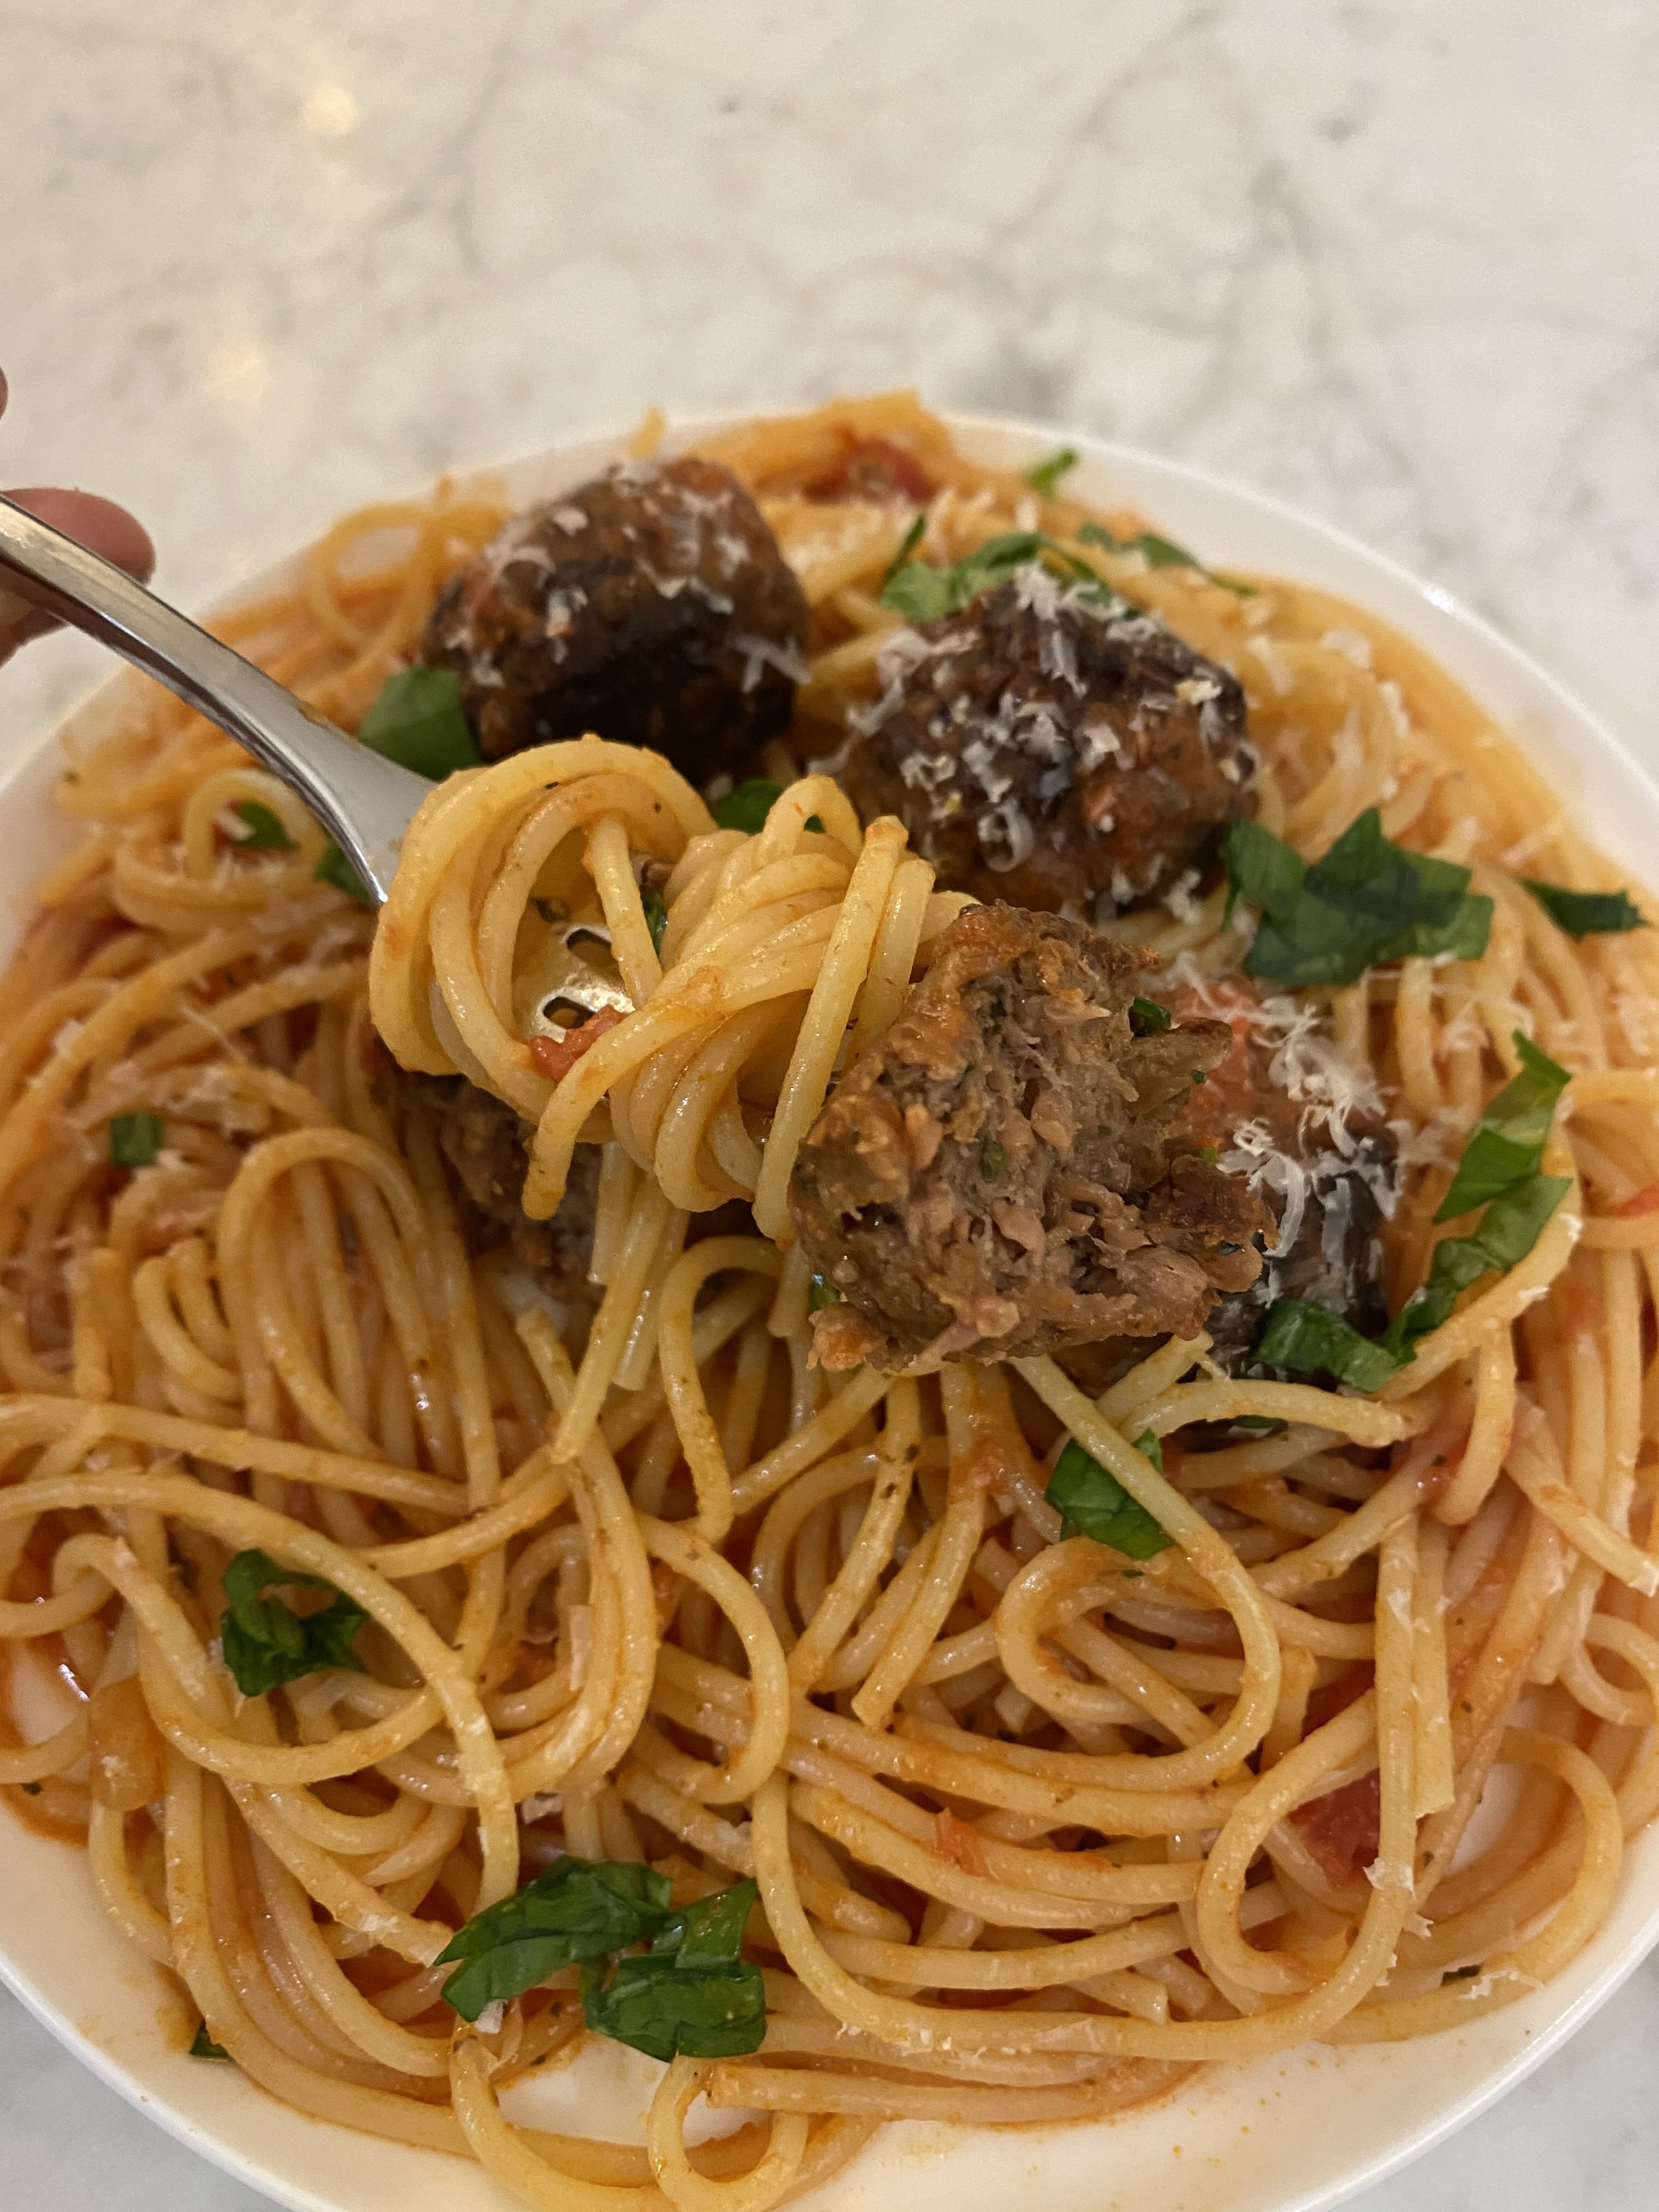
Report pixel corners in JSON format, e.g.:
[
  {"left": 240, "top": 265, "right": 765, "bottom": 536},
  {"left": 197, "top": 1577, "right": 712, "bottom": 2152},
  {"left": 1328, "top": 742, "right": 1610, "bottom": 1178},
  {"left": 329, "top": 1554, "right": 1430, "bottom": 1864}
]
[
  {"left": 980, "top": 1140, "right": 1007, "bottom": 1181},
  {"left": 1223, "top": 810, "right": 1493, "bottom": 987},
  {"left": 228, "top": 800, "right": 294, "bottom": 851},
  {"left": 219, "top": 1549, "right": 367, "bottom": 1698},
  {"left": 1436, "top": 1034, "right": 1569, "bottom": 1221},
  {"left": 357, "top": 666, "right": 482, "bottom": 781},
  {"left": 1256, "top": 1030, "right": 1571, "bottom": 1385},
  {"left": 1025, "top": 447, "right": 1078, "bottom": 497},
  {"left": 1254, "top": 1301, "right": 1406, "bottom": 1392},
  {"left": 1129, "top": 995, "right": 1172, "bottom": 1035},
  {"left": 807, "top": 1272, "right": 844, "bottom": 1311},
  {"left": 641, "top": 888, "right": 669, "bottom": 955},
  {"left": 109, "top": 1110, "right": 165, "bottom": 1168},
  {"left": 1078, "top": 518, "right": 1253, "bottom": 596},
  {"left": 1520, "top": 880, "right": 1647, "bottom": 938},
  {"left": 714, "top": 779, "right": 781, "bottom": 833},
  {"left": 438, "top": 1857, "right": 672, "bottom": 2023},
  {"left": 1045, "top": 1436, "right": 1172, "bottom": 1559},
  {"left": 881, "top": 512, "right": 926, "bottom": 588},
  {"left": 713, "top": 780, "right": 824, "bottom": 837},
  {"left": 314, "top": 842, "right": 374, "bottom": 905},
  {"left": 580, "top": 1880, "right": 766, "bottom": 2063},
  {"left": 879, "top": 530, "right": 1100, "bottom": 624},
  {"left": 1378, "top": 1171, "right": 1571, "bottom": 1361},
  {"left": 190, "top": 2023, "right": 230, "bottom": 2059}
]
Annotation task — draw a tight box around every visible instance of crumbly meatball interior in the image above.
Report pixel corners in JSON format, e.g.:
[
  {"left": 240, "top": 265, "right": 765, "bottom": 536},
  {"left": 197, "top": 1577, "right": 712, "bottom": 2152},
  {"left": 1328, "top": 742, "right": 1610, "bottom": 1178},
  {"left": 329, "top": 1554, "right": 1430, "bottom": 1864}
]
[
  {"left": 839, "top": 567, "right": 1256, "bottom": 916},
  {"left": 422, "top": 456, "right": 810, "bottom": 780},
  {"left": 789, "top": 904, "right": 1269, "bottom": 1373}
]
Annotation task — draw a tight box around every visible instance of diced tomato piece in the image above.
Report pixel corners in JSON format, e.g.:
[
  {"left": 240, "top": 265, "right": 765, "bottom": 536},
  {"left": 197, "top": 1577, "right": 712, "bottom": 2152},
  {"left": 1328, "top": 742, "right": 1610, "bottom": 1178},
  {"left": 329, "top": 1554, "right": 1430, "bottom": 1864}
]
[
  {"left": 1557, "top": 1275, "right": 1599, "bottom": 1338},
  {"left": 811, "top": 434, "right": 934, "bottom": 504},
  {"left": 1290, "top": 1769, "right": 1381, "bottom": 1887},
  {"left": 357, "top": 1018, "right": 392, "bottom": 1079},
  {"left": 526, "top": 1007, "right": 623, "bottom": 1082},
  {"left": 933, "top": 1808, "right": 989, "bottom": 1877}
]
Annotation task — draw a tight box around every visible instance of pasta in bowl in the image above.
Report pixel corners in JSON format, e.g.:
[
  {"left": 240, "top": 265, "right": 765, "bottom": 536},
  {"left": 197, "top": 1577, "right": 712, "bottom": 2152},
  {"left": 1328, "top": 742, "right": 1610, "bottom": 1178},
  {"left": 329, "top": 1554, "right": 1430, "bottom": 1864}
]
[{"left": 3, "top": 397, "right": 1659, "bottom": 2212}]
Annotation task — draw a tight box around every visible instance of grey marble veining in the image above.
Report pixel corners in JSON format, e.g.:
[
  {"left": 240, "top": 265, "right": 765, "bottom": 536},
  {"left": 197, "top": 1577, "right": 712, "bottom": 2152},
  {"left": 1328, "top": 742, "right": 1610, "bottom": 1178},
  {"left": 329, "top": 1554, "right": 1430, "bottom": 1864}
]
[{"left": 1, "top": 1, "right": 1657, "bottom": 2206}]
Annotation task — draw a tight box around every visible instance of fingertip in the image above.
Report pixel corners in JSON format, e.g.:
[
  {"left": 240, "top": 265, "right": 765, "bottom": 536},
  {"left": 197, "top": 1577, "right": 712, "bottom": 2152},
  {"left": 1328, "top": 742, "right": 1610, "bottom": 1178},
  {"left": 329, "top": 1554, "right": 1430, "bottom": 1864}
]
[{"left": 6, "top": 487, "right": 155, "bottom": 585}]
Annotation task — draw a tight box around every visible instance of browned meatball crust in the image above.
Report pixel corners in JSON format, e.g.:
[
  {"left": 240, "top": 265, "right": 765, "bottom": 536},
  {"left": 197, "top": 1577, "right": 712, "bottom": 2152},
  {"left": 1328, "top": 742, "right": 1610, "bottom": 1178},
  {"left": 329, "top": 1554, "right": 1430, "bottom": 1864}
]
[
  {"left": 421, "top": 457, "right": 810, "bottom": 781},
  {"left": 789, "top": 905, "right": 1269, "bottom": 1373},
  {"left": 838, "top": 568, "right": 1255, "bottom": 916},
  {"left": 381, "top": 1067, "right": 603, "bottom": 1332}
]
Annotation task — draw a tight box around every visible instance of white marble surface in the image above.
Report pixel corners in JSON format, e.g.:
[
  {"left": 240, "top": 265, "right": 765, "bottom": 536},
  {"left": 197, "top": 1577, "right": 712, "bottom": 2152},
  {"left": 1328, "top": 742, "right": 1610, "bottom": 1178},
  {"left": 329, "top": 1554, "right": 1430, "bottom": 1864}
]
[{"left": 1, "top": 0, "right": 1657, "bottom": 2205}]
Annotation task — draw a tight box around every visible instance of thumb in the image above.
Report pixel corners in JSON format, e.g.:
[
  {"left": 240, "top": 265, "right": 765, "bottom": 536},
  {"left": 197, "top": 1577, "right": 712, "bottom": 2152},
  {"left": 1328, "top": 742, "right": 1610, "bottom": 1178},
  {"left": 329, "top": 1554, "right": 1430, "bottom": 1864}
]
[{"left": 1, "top": 488, "right": 156, "bottom": 667}]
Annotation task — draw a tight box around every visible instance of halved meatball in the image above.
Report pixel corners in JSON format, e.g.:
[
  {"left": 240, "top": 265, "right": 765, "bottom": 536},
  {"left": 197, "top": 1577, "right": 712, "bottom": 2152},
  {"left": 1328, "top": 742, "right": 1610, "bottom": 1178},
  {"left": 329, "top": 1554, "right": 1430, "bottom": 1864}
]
[
  {"left": 838, "top": 567, "right": 1255, "bottom": 915},
  {"left": 789, "top": 905, "right": 1269, "bottom": 1373},
  {"left": 421, "top": 457, "right": 810, "bottom": 781},
  {"left": 1167, "top": 974, "right": 1402, "bottom": 1373},
  {"left": 383, "top": 1067, "right": 603, "bottom": 1334}
]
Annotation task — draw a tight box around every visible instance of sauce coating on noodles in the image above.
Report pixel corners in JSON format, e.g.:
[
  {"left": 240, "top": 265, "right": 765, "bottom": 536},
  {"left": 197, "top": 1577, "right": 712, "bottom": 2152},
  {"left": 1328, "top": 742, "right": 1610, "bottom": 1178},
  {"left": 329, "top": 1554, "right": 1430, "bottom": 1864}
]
[{"left": 2, "top": 395, "right": 1657, "bottom": 2211}]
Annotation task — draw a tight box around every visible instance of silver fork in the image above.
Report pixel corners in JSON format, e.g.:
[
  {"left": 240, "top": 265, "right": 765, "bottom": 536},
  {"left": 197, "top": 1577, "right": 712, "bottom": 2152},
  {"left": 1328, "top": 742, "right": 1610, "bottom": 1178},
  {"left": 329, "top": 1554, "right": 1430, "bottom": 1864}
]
[
  {"left": 0, "top": 490, "right": 430, "bottom": 903},
  {"left": 0, "top": 489, "right": 633, "bottom": 1030}
]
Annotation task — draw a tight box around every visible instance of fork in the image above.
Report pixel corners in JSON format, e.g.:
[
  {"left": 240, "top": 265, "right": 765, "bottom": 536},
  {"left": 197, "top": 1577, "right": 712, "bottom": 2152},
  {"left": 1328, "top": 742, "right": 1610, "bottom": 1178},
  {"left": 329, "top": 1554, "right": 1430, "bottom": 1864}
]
[{"left": 0, "top": 489, "right": 430, "bottom": 903}]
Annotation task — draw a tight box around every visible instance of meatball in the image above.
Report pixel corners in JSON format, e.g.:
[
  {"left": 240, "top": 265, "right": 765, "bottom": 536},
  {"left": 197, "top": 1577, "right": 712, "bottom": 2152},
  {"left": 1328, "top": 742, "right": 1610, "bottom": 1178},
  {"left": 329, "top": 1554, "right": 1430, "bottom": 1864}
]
[
  {"left": 384, "top": 1067, "right": 603, "bottom": 1332},
  {"left": 838, "top": 567, "right": 1255, "bottom": 916},
  {"left": 1167, "top": 975, "right": 1401, "bottom": 1373},
  {"left": 421, "top": 457, "right": 810, "bottom": 781},
  {"left": 789, "top": 905, "right": 1270, "bottom": 1374}
]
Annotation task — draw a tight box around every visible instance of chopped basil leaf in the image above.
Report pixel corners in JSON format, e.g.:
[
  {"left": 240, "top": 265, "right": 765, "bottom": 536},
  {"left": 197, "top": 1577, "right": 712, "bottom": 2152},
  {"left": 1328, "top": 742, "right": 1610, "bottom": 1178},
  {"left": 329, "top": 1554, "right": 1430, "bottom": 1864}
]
[
  {"left": 1520, "top": 879, "right": 1647, "bottom": 938},
  {"left": 1078, "top": 518, "right": 1253, "bottom": 596},
  {"left": 881, "top": 512, "right": 927, "bottom": 587},
  {"left": 715, "top": 778, "right": 781, "bottom": 832},
  {"left": 109, "top": 1110, "right": 164, "bottom": 1168},
  {"left": 1223, "top": 810, "right": 1493, "bottom": 987},
  {"left": 1436, "top": 1034, "right": 1569, "bottom": 1221},
  {"left": 314, "top": 842, "right": 374, "bottom": 905},
  {"left": 807, "top": 1272, "right": 843, "bottom": 1311},
  {"left": 713, "top": 779, "right": 822, "bottom": 835},
  {"left": 641, "top": 888, "right": 669, "bottom": 955},
  {"left": 980, "top": 1140, "right": 1007, "bottom": 1181},
  {"left": 1379, "top": 1172, "right": 1571, "bottom": 1359},
  {"left": 1255, "top": 1299, "right": 1405, "bottom": 1392},
  {"left": 438, "top": 1857, "right": 672, "bottom": 2022},
  {"left": 581, "top": 1880, "right": 765, "bottom": 2062},
  {"left": 879, "top": 530, "right": 1101, "bottom": 624},
  {"left": 1045, "top": 1436, "right": 1172, "bottom": 1560},
  {"left": 228, "top": 800, "right": 294, "bottom": 851},
  {"left": 1129, "top": 995, "right": 1172, "bottom": 1035},
  {"left": 189, "top": 2023, "right": 230, "bottom": 2059},
  {"left": 1259, "top": 1035, "right": 1572, "bottom": 1387},
  {"left": 219, "top": 1548, "right": 367, "bottom": 1698},
  {"left": 1229, "top": 1416, "right": 1286, "bottom": 1434},
  {"left": 1025, "top": 446, "right": 1078, "bottom": 497},
  {"left": 357, "top": 666, "right": 482, "bottom": 781}
]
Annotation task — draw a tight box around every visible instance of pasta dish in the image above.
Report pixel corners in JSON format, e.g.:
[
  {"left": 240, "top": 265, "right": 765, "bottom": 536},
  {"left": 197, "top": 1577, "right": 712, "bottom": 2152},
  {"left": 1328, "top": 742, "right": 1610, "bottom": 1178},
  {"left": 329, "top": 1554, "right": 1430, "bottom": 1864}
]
[{"left": 3, "top": 394, "right": 1657, "bottom": 2211}]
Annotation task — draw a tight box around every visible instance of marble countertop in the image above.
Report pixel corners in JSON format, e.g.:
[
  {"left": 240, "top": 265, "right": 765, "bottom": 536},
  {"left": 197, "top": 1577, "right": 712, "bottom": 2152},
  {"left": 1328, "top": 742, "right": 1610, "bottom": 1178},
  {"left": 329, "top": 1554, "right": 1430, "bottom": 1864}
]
[{"left": 2, "top": 1, "right": 1657, "bottom": 2206}]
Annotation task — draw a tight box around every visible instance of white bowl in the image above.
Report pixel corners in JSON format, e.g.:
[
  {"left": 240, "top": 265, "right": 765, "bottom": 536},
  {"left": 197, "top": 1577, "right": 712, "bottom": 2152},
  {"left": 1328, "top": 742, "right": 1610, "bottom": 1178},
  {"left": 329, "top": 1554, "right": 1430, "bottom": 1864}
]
[{"left": 4, "top": 413, "right": 1659, "bottom": 2212}]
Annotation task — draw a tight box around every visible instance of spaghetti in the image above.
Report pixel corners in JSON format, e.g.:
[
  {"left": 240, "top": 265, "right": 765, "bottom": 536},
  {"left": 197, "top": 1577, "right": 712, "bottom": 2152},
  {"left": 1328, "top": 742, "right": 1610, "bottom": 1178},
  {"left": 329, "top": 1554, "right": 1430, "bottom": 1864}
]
[{"left": 3, "top": 393, "right": 1659, "bottom": 2212}]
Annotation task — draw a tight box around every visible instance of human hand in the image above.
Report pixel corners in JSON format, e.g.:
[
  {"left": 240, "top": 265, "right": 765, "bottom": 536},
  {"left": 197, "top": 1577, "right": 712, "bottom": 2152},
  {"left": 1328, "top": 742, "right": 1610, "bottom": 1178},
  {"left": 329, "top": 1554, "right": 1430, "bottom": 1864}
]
[{"left": 0, "top": 367, "right": 155, "bottom": 667}]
